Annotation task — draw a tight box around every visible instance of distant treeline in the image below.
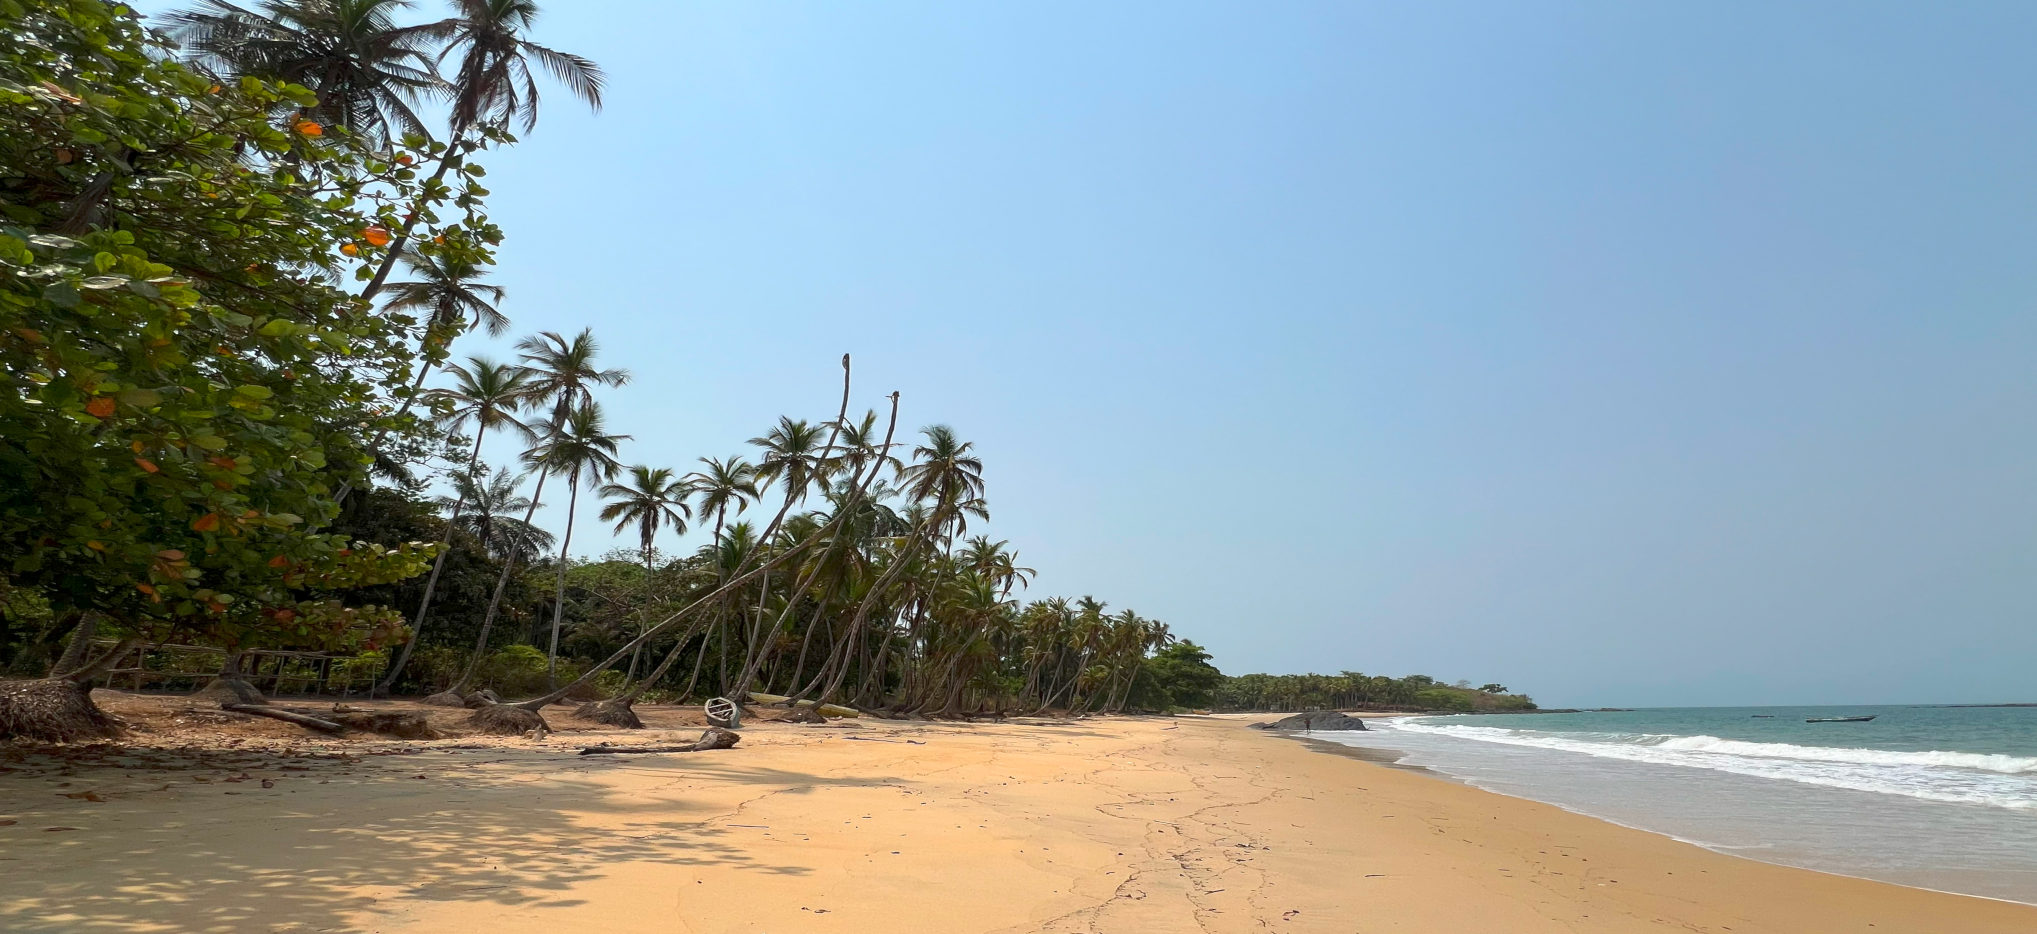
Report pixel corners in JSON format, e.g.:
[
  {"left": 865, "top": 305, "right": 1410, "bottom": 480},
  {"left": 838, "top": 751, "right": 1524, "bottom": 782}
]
[{"left": 1213, "top": 672, "right": 1535, "bottom": 713}]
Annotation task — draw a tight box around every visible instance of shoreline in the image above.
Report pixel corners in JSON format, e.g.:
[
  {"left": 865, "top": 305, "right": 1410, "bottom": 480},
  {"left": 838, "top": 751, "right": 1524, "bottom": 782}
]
[{"left": 3, "top": 697, "right": 2033, "bottom": 932}]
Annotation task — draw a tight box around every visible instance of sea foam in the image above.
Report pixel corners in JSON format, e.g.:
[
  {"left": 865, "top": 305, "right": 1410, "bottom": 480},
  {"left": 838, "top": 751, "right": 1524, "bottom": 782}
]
[{"left": 1384, "top": 720, "right": 2037, "bottom": 810}]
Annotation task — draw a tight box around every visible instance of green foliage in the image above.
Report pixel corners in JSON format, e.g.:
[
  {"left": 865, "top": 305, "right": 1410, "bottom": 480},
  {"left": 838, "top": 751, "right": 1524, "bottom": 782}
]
[
  {"left": 1215, "top": 671, "right": 1535, "bottom": 712},
  {"left": 1127, "top": 640, "right": 1224, "bottom": 711},
  {"left": 0, "top": 0, "right": 512, "bottom": 652}
]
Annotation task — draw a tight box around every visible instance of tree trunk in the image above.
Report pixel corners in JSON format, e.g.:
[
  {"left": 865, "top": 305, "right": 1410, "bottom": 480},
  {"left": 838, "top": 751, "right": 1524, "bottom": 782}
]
[
  {"left": 47, "top": 611, "right": 97, "bottom": 677},
  {"left": 547, "top": 472, "right": 581, "bottom": 690},
  {"left": 378, "top": 429, "right": 488, "bottom": 693},
  {"left": 451, "top": 470, "right": 549, "bottom": 694}
]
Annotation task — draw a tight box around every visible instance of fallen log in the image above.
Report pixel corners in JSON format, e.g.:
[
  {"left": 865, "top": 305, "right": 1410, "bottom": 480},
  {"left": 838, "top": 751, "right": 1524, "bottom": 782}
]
[
  {"left": 222, "top": 703, "right": 344, "bottom": 734},
  {"left": 577, "top": 727, "right": 741, "bottom": 756}
]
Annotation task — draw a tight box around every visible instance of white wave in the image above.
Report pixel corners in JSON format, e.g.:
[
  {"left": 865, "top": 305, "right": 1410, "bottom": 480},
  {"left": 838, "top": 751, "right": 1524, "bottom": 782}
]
[
  {"left": 1650, "top": 735, "right": 2037, "bottom": 774},
  {"left": 1382, "top": 720, "right": 2037, "bottom": 810}
]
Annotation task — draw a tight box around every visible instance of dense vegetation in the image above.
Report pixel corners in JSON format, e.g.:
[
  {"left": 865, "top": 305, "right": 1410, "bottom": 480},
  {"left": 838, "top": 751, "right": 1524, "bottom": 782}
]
[
  {"left": 0, "top": 0, "right": 1238, "bottom": 737},
  {"left": 0, "top": 1, "right": 1520, "bottom": 741},
  {"left": 1214, "top": 673, "right": 1536, "bottom": 713}
]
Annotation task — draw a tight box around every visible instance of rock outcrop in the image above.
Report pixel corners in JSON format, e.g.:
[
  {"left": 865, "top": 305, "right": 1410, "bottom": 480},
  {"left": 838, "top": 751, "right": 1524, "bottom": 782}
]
[{"left": 1248, "top": 711, "right": 1370, "bottom": 731}]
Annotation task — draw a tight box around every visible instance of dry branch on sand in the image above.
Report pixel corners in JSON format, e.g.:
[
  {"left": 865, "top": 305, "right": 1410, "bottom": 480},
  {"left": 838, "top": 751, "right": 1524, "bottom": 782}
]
[{"left": 577, "top": 727, "right": 740, "bottom": 756}]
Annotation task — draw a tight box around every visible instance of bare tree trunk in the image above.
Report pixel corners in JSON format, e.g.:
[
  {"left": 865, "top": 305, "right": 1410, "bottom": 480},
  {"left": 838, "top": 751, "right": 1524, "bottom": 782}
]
[
  {"left": 450, "top": 470, "right": 549, "bottom": 694},
  {"left": 47, "top": 612, "right": 97, "bottom": 678},
  {"left": 546, "top": 473, "right": 582, "bottom": 690},
  {"left": 379, "top": 430, "right": 487, "bottom": 692}
]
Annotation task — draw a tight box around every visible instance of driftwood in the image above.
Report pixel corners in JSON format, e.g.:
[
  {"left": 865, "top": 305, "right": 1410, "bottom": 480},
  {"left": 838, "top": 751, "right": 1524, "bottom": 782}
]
[
  {"left": 577, "top": 727, "right": 741, "bottom": 756},
  {"left": 222, "top": 703, "right": 344, "bottom": 734}
]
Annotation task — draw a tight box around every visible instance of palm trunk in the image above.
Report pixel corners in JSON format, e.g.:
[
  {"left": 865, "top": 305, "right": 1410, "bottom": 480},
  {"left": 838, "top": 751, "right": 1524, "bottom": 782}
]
[
  {"left": 377, "top": 430, "right": 487, "bottom": 692},
  {"left": 451, "top": 469, "right": 548, "bottom": 694},
  {"left": 546, "top": 471, "right": 581, "bottom": 690}
]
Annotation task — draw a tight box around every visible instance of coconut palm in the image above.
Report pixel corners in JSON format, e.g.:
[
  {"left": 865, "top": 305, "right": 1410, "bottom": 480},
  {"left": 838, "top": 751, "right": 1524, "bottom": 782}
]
[
  {"left": 166, "top": 0, "right": 444, "bottom": 145},
  {"left": 686, "top": 455, "right": 760, "bottom": 549},
  {"left": 525, "top": 402, "right": 628, "bottom": 687},
  {"left": 374, "top": 356, "right": 530, "bottom": 691},
  {"left": 599, "top": 466, "right": 692, "bottom": 684},
  {"left": 383, "top": 247, "right": 509, "bottom": 340},
  {"left": 514, "top": 328, "right": 631, "bottom": 423},
  {"left": 749, "top": 417, "right": 831, "bottom": 508},
  {"left": 444, "top": 465, "right": 551, "bottom": 562},
  {"left": 360, "top": 0, "right": 604, "bottom": 297}
]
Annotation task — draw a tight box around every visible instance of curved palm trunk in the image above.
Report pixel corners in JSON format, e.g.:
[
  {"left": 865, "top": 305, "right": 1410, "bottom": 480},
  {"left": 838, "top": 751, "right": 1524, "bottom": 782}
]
[
  {"left": 546, "top": 471, "right": 582, "bottom": 690},
  {"left": 377, "top": 430, "right": 488, "bottom": 692},
  {"left": 450, "top": 470, "right": 548, "bottom": 694}
]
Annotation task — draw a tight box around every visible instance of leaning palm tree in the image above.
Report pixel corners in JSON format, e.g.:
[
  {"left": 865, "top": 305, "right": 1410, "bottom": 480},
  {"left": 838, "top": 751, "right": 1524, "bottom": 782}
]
[
  {"left": 525, "top": 403, "right": 628, "bottom": 688},
  {"left": 374, "top": 356, "right": 531, "bottom": 691},
  {"left": 598, "top": 466, "right": 691, "bottom": 685},
  {"left": 166, "top": 0, "right": 444, "bottom": 146},
  {"left": 361, "top": 0, "right": 604, "bottom": 296}
]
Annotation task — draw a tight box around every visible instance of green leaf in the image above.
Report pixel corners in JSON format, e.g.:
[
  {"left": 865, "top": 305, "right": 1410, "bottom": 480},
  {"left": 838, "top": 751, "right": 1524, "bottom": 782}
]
[{"left": 42, "top": 282, "right": 80, "bottom": 308}]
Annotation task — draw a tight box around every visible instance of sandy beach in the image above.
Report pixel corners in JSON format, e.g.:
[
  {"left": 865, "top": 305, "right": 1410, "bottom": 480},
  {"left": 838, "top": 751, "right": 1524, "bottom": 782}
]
[{"left": 2, "top": 696, "right": 2032, "bottom": 933}]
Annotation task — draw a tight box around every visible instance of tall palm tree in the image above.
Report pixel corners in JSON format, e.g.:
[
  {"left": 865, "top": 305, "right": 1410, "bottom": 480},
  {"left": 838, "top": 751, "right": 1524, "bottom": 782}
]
[
  {"left": 686, "top": 455, "right": 759, "bottom": 549},
  {"left": 525, "top": 403, "right": 628, "bottom": 687},
  {"left": 598, "top": 466, "right": 691, "bottom": 685},
  {"left": 375, "top": 356, "right": 530, "bottom": 691},
  {"left": 432, "top": 0, "right": 605, "bottom": 134},
  {"left": 514, "top": 328, "right": 631, "bottom": 423},
  {"left": 376, "top": 250, "right": 510, "bottom": 437},
  {"left": 166, "top": 0, "right": 444, "bottom": 145},
  {"left": 444, "top": 465, "right": 551, "bottom": 562},
  {"left": 383, "top": 248, "right": 509, "bottom": 340},
  {"left": 361, "top": 0, "right": 604, "bottom": 296},
  {"left": 748, "top": 417, "right": 830, "bottom": 508}
]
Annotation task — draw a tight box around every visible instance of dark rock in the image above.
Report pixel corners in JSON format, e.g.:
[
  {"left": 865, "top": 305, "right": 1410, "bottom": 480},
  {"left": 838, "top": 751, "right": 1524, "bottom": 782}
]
[{"left": 1249, "top": 711, "right": 1370, "bottom": 732}]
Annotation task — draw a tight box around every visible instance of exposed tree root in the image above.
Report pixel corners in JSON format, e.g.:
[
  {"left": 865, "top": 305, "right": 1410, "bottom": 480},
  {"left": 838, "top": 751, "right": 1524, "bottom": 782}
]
[
  {"left": 332, "top": 711, "right": 440, "bottom": 739},
  {"left": 777, "top": 705, "right": 826, "bottom": 724},
  {"left": 572, "top": 698, "right": 644, "bottom": 729},
  {"left": 421, "top": 691, "right": 468, "bottom": 708},
  {"left": 0, "top": 678, "right": 122, "bottom": 743},
  {"left": 460, "top": 689, "right": 501, "bottom": 709},
  {"left": 468, "top": 703, "right": 548, "bottom": 735},
  {"left": 222, "top": 703, "right": 344, "bottom": 734}
]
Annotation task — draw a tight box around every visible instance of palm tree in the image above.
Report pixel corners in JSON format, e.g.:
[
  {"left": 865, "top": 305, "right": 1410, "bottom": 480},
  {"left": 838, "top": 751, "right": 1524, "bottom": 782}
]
[
  {"left": 361, "top": 0, "right": 604, "bottom": 296},
  {"left": 383, "top": 248, "right": 509, "bottom": 340},
  {"left": 598, "top": 466, "right": 691, "bottom": 685},
  {"left": 525, "top": 403, "right": 628, "bottom": 687},
  {"left": 749, "top": 417, "right": 830, "bottom": 507},
  {"left": 166, "top": 0, "right": 444, "bottom": 145},
  {"left": 375, "top": 250, "right": 510, "bottom": 439},
  {"left": 432, "top": 0, "right": 605, "bottom": 134},
  {"left": 685, "top": 455, "right": 759, "bottom": 549},
  {"left": 374, "top": 356, "right": 530, "bottom": 691},
  {"left": 514, "top": 328, "right": 631, "bottom": 423},
  {"left": 445, "top": 464, "right": 552, "bottom": 562}
]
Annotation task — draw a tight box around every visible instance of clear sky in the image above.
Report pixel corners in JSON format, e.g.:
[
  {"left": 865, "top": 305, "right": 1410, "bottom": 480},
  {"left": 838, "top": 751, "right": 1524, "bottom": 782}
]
[{"left": 142, "top": 2, "right": 2037, "bottom": 707}]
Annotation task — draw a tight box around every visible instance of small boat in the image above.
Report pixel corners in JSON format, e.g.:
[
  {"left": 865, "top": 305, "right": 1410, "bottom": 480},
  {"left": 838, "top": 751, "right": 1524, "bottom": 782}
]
[
  {"left": 1750, "top": 715, "right": 1774, "bottom": 718},
  {"left": 1805, "top": 715, "right": 1875, "bottom": 723}
]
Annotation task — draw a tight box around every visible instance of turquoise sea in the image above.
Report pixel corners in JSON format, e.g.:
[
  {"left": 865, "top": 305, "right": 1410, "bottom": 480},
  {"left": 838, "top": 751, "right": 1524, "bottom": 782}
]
[{"left": 1311, "top": 705, "right": 2037, "bottom": 904}]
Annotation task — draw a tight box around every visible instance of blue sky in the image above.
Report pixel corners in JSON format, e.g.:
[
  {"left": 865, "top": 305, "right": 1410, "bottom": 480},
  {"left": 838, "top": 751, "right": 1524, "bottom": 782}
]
[{"left": 144, "top": 2, "right": 2037, "bottom": 707}]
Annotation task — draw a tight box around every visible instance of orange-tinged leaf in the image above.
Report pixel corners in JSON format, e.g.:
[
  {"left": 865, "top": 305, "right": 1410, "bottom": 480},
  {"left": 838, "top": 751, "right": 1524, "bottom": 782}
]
[
  {"left": 156, "top": 549, "right": 184, "bottom": 560},
  {"left": 85, "top": 397, "right": 115, "bottom": 418},
  {"left": 339, "top": 243, "right": 360, "bottom": 257},
  {"left": 268, "top": 554, "right": 290, "bottom": 568},
  {"left": 135, "top": 583, "right": 155, "bottom": 595},
  {"left": 293, "top": 119, "right": 322, "bottom": 137},
  {"left": 362, "top": 226, "right": 391, "bottom": 247},
  {"left": 191, "top": 513, "right": 220, "bottom": 532},
  {"left": 86, "top": 540, "right": 106, "bottom": 551},
  {"left": 208, "top": 456, "right": 236, "bottom": 470},
  {"left": 135, "top": 457, "right": 158, "bottom": 473},
  {"left": 207, "top": 600, "right": 227, "bottom": 614}
]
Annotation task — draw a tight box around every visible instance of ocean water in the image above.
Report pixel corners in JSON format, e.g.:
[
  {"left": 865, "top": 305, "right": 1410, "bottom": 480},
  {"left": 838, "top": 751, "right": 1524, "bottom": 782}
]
[{"left": 1308, "top": 705, "right": 2037, "bottom": 904}]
